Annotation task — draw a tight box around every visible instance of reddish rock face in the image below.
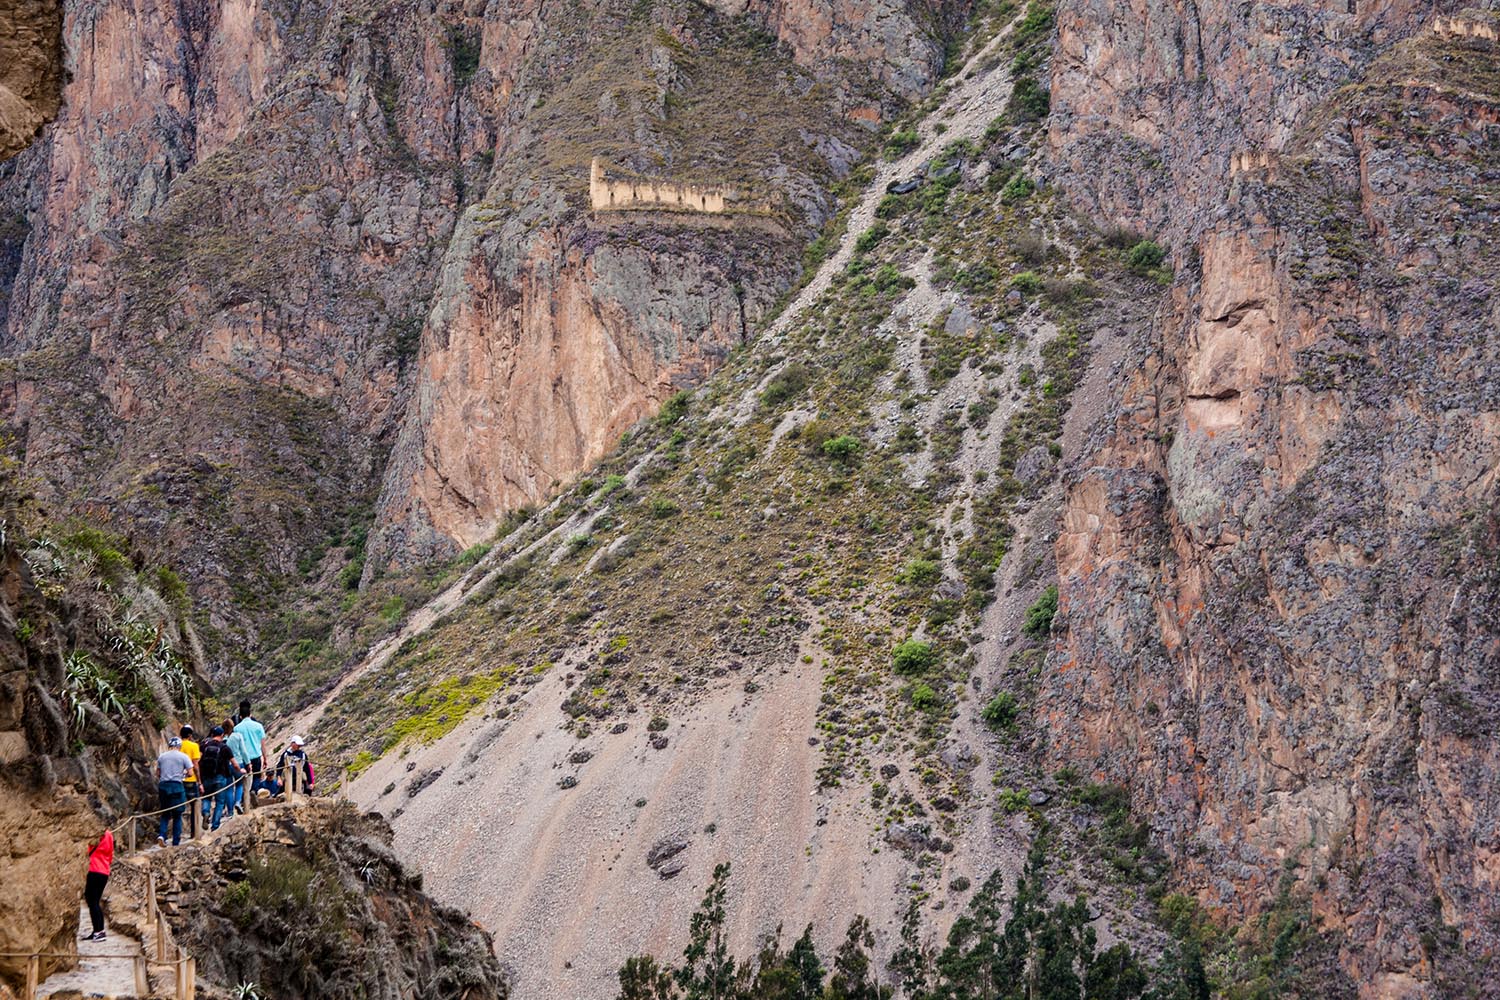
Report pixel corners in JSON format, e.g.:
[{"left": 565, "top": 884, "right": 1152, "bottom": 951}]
[
  {"left": 1043, "top": 4, "right": 1500, "bottom": 993},
  {"left": 0, "top": 0, "right": 962, "bottom": 610}
]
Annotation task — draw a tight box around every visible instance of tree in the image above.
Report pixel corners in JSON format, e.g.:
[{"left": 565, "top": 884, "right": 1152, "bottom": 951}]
[
  {"left": 620, "top": 956, "right": 678, "bottom": 1000},
  {"left": 827, "top": 916, "right": 892, "bottom": 1000},
  {"left": 749, "top": 924, "right": 824, "bottom": 1000},
  {"left": 679, "top": 863, "right": 737, "bottom": 1000}
]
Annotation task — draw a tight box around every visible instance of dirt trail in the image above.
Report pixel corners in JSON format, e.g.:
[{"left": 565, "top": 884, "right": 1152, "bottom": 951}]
[{"left": 764, "top": 17, "right": 1021, "bottom": 345}]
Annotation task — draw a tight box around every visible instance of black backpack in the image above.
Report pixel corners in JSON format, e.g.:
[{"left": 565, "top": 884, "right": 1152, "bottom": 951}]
[{"left": 199, "top": 740, "right": 230, "bottom": 781}]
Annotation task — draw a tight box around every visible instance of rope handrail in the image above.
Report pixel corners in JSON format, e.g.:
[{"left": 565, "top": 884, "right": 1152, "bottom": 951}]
[
  {"left": 110, "top": 756, "right": 344, "bottom": 836},
  {"left": 0, "top": 951, "right": 146, "bottom": 959}
]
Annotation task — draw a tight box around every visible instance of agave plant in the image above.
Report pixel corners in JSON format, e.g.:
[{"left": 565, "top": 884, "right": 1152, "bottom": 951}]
[
  {"left": 63, "top": 651, "right": 125, "bottom": 730},
  {"left": 231, "top": 982, "right": 263, "bottom": 1000}
]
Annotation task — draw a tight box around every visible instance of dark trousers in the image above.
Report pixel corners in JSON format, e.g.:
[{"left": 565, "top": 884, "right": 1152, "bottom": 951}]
[
  {"left": 157, "top": 781, "right": 186, "bottom": 844},
  {"left": 84, "top": 871, "right": 108, "bottom": 933}
]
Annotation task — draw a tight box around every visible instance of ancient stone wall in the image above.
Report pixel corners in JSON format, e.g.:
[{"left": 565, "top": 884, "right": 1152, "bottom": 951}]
[
  {"left": 589, "top": 158, "right": 734, "bottom": 213},
  {"left": 1433, "top": 13, "right": 1498, "bottom": 40}
]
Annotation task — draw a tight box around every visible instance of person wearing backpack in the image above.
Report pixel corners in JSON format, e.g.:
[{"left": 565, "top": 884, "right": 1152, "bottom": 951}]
[{"left": 199, "top": 727, "right": 241, "bottom": 831}]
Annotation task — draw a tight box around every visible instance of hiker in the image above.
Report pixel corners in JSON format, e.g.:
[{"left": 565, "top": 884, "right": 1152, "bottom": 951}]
[
  {"left": 155, "top": 736, "right": 195, "bottom": 847},
  {"left": 233, "top": 700, "right": 270, "bottom": 799},
  {"left": 275, "top": 735, "right": 314, "bottom": 795},
  {"left": 178, "top": 724, "right": 203, "bottom": 831},
  {"left": 224, "top": 717, "right": 252, "bottom": 814},
  {"left": 82, "top": 828, "right": 112, "bottom": 941},
  {"left": 199, "top": 726, "right": 241, "bottom": 831}
]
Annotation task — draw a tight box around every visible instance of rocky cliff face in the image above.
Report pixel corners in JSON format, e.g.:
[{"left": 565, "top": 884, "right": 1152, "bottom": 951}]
[
  {"left": 0, "top": 0, "right": 963, "bottom": 668},
  {"left": 0, "top": 482, "right": 201, "bottom": 991},
  {"left": 0, "top": 0, "right": 63, "bottom": 163},
  {"left": 1040, "top": 4, "right": 1500, "bottom": 994}
]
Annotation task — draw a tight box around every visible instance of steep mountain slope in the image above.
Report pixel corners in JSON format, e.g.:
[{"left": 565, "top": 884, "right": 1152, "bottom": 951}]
[
  {"left": 295, "top": 11, "right": 1212, "bottom": 996},
  {"left": 5, "top": 0, "right": 1499, "bottom": 998},
  {"left": 0, "top": 0, "right": 966, "bottom": 686},
  {"left": 284, "top": 4, "right": 1497, "bottom": 999}
]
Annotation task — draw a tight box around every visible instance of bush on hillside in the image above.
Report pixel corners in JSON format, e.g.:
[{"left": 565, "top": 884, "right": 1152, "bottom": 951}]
[
  {"left": 1023, "top": 585, "right": 1058, "bottom": 638},
  {"left": 893, "top": 639, "right": 939, "bottom": 675}
]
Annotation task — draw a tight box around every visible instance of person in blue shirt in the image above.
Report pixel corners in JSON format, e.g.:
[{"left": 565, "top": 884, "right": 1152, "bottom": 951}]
[
  {"left": 233, "top": 700, "right": 271, "bottom": 799},
  {"left": 223, "top": 716, "right": 254, "bottom": 814}
]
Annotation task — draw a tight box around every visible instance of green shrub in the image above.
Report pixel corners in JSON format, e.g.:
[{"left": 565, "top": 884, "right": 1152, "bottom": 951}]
[
  {"left": 1008, "top": 75, "right": 1050, "bottom": 122},
  {"left": 884, "top": 128, "right": 920, "bottom": 159},
  {"left": 872, "top": 264, "right": 913, "bottom": 294},
  {"left": 155, "top": 566, "right": 189, "bottom": 609},
  {"left": 378, "top": 595, "right": 405, "bottom": 626},
  {"left": 761, "top": 363, "right": 811, "bottom": 408},
  {"left": 338, "top": 556, "right": 364, "bottom": 591},
  {"left": 954, "top": 261, "right": 998, "bottom": 293},
  {"left": 996, "top": 786, "right": 1030, "bottom": 813},
  {"left": 821, "top": 435, "right": 863, "bottom": 464},
  {"left": 854, "top": 223, "right": 889, "bottom": 254},
  {"left": 981, "top": 691, "right": 1020, "bottom": 731},
  {"left": 1014, "top": 0, "right": 1054, "bottom": 46},
  {"left": 910, "top": 682, "right": 938, "bottom": 710},
  {"left": 875, "top": 193, "right": 907, "bottom": 219},
  {"left": 657, "top": 390, "right": 691, "bottom": 425},
  {"left": 893, "top": 639, "right": 939, "bottom": 675},
  {"left": 599, "top": 474, "right": 627, "bottom": 497},
  {"left": 647, "top": 497, "right": 680, "bottom": 519},
  {"left": 456, "top": 542, "right": 492, "bottom": 566},
  {"left": 1022, "top": 585, "right": 1058, "bottom": 638},
  {"left": 1010, "top": 270, "right": 1043, "bottom": 294},
  {"left": 62, "top": 526, "right": 131, "bottom": 582},
  {"left": 1000, "top": 172, "right": 1035, "bottom": 204},
  {"left": 1126, "top": 240, "right": 1167, "bottom": 272},
  {"left": 896, "top": 558, "right": 942, "bottom": 587}
]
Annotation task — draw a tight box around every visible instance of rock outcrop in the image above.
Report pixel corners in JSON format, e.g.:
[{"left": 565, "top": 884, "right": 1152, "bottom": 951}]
[
  {"left": 1041, "top": 4, "right": 1500, "bottom": 994},
  {"left": 147, "top": 801, "right": 508, "bottom": 1000},
  {"left": 0, "top": 0, "right": 63, "bottom": 162}
]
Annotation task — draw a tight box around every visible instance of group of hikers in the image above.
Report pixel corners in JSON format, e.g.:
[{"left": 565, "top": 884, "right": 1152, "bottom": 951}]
[{"left": 78, "top": 699, "right": 316, "bottom": 942}]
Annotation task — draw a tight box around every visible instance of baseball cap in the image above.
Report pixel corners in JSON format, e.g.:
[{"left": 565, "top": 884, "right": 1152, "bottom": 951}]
[
  {"left": 210, "top": 726, "right": 225, "bottom": 736},
  {"left": 167, "top": 737, "right": 182, "bottom": 748},
  {"left": 289, "top": 735, "right": 304, "bottom": 746}
]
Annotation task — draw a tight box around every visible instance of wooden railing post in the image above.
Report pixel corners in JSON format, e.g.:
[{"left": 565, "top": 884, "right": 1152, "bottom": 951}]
[
  {"left": 147, "top": 870, "right": 157, "bottom": 928},
  {"left": 156, "top": 913, "right": 168, "bottom": 962},
  {"left": 185, "top": 955, "right": 196, "bottom": 999},
  {"left": 24, "top": 953, "right": 39, "bottom": 1000},
  {"left": 127, "top": 820, "right": 136, "bottom": 855},
  {"left": 134, "top": 954, "right": 150, "bottom": 995}
]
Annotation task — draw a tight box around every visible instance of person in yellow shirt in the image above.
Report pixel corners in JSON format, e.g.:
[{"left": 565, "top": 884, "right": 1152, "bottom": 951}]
[{"left": 178, "top": 725, "right": 203, "bottom": 834}]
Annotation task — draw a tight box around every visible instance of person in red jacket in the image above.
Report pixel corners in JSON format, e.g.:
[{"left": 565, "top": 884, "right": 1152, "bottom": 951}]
[{"left": 83, "top": 829, "right": 113, "bottom": 941}]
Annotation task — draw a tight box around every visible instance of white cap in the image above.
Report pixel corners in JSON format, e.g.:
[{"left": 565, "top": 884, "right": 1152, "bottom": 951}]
[{"left": 288, "top": 735, "right": 304, "bottom": 746}]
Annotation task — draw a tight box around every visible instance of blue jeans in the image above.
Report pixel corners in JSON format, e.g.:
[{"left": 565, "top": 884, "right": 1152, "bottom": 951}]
[
  {"left": 157, "top": 781, "right": 186, "bottom": 845},
  {"left": 205, "top": 776, "right": 230, "bottom": 830}
]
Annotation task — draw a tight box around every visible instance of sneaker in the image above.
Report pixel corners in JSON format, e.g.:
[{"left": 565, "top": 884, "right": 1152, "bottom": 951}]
[
  {"left": 88, "top": 931, "right": 107, "bottom": 942},
  {"left": 156, "top": 836, "right": 166, "bottom": 847}
]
